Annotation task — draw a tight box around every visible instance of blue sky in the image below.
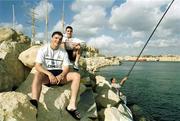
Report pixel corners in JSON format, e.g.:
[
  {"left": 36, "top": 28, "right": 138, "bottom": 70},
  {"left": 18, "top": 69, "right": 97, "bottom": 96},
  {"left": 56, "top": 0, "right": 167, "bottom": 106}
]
[{"left": 0, "top": 0, "right": 179, "bottom": 56}]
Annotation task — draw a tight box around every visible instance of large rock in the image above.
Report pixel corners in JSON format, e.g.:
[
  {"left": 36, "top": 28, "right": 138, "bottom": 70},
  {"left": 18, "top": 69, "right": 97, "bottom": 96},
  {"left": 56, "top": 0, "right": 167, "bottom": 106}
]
[
  {"left": 95, "top": 76, "right": 120, "bottom": 108},
  {"left": 0, "top": 28, "right": 17, "bottom": 43},
  {"left": 0, "top": 92, "right": 36, "bottom": 121},
  {"left": 104, "top": 107, "right": 133, "bottom": 121},
  {"left": 129, "top": 104, "right": 151, "bottom": 121},
  {"left": 0, "top": 27, "right": 30, "bottom": 91},
  {"left": 118, "top": 104, "right": 133, "bottom": 120},
  {"left": 77, "top": 88, "right": 98, "bottom": 121},
  {"left": 18, "top": 45, "right": 41, "bottom": 68},
  {"left": 16, "top": 68, "right": 88, "bottom": 121}
]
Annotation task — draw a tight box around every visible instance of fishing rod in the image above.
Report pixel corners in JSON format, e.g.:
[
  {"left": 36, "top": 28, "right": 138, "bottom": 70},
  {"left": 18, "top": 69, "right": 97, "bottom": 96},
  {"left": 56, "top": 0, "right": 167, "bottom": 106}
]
[{"left": 120, "top": 0, "right": 175, "bottom": 86}]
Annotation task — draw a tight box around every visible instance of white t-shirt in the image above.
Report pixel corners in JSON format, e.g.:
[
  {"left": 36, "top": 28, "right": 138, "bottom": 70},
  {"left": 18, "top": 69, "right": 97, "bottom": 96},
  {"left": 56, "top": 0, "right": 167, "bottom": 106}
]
[
  {"left": 62, "top": 35, "right": 85, "bottom": 50},
  {"left": 111, "top": 83, "right": 121, "bottom": 89},
  {"left": 35, "top": 44, "right": 70, "bottom": 70}
]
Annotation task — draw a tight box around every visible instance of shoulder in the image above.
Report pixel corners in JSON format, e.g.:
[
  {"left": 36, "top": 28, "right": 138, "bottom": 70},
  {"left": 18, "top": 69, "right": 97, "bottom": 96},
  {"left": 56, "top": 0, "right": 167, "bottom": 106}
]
[
  {"left": 57, "top": 47, "right": 67, "bottom": 53},
  {"left": 38, "top": 44, "right": 49, "bottom": 53}
]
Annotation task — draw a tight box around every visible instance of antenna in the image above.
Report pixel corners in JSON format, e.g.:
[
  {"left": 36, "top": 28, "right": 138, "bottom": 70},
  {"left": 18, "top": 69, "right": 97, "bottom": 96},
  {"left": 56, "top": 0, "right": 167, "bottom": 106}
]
[
  {"left": 26, "top": 6, "right": 40, "bottom": 45},
  {"left": 12, "top": 4, "right": 15, "bottom": 30},
  {"left": 45, "top": 0, "right": 48, "bottom": 44},
  {"left": 61, "top": 0, "right": 65, "bottom": 33},
  {"left": 31, "top": 8, "right": 36, "bottom": 45}
]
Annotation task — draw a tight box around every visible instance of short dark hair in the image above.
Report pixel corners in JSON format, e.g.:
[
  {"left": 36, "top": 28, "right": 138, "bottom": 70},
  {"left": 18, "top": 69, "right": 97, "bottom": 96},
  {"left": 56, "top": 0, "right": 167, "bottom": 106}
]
[
  {"left": 110, "top": 77, "right": 115, "bottom": 83},
  {"left": 51, "top": 31, "right": 63, "bottom": 38},
  {"left": 65, "top": 26, "right": 73, "bottom": 31}
]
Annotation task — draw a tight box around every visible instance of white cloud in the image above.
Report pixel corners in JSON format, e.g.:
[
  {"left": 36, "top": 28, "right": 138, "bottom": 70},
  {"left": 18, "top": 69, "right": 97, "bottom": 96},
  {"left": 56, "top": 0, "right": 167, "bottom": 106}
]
[
  {"left": 71, "top": 0, "right": 115, "bottom": 12},
  {"left": 70, "top": 0, "right": 115, "bottom": 38},
  {"left": 87, "top": 35, "right": 114, "bottom": 49},
  {"left": 87, "top": 35, "right": 135, "bottom": 55},
  {"left": 51, "top": 20, "right": 65, "bottom": 33},
  {"left": 131, "top": 31, "right": 145, "bottom": 39},
  {"left": 159, "top": 0, "right": 180, "bottom": 35},
  {"left": 34, "top": 0, "right": 54, "bottom": 21},
  {"left": 0, "top": 22, "right": 24, "bottom": 32},
  {"left": 36, "top": 32, "right": 44, "bottom": 40},
  {"left": 109, "top": 0, "right": 171, "bottom": 32},
  {"left": 149, "top": 39, "right": 177, "bottom": 48},
  {"left": 133, "top": 40, "right": 144, "bottom": 48},
  {"left": 71, "top": 6, "right": 107, "bottom": 38}
]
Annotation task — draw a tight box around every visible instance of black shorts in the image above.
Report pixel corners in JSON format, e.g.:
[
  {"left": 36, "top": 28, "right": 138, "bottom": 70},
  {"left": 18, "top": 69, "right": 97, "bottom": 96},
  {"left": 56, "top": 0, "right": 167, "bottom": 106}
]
[
  {"left": 45, "top": 70, "right": 63, "bottom": 87},
  {"left": 48, "top": 70, "right": 63, "bottom": 76},
  {"left": 66, "top": 50, "right": 76, "bottom": 62}
]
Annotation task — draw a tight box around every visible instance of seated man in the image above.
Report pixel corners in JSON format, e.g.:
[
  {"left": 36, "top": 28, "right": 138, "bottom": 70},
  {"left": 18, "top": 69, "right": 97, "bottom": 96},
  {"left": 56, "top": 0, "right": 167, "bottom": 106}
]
[
  {"left": 62, "top": 26, "right": 85, "bottom": 71},
  {"left": 30, "top": 31, "right": 81, "bottom": 120}
]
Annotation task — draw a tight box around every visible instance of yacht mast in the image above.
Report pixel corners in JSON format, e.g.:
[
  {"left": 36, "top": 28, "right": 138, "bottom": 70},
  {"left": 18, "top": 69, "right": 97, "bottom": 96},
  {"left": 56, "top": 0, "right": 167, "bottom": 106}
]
[
  {"left": 45, "top": 0, "right": 48, "bottom": 44},
  {"left": 61, "top": 0, "right": 65, "bottom": 33},
  {"left": 12, "top": 4, "right": 15, "bottom": 30}
]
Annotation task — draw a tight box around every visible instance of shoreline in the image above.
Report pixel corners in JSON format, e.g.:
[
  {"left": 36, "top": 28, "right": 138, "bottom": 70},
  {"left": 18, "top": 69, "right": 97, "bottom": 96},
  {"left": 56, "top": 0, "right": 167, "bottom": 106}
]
[{"left": 117, "top": 55, "right": 180, "bottom": 62}]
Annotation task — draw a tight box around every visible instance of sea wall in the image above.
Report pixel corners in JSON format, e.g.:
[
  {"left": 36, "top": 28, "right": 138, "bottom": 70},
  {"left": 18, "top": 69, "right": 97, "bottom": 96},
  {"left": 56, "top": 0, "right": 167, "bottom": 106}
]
[
  {"left": 122, "top": 55, "right": 180, "bottom": 61},
  {"left": 85, "top": 57, "right": 121, "bottom": 73}
]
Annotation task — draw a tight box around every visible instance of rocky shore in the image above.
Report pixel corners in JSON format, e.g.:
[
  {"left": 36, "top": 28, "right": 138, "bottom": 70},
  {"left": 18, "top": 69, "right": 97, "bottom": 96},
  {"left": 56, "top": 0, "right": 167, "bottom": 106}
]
[
  {"left": 85, "top": 57, "right": 121, "bottom": 73},
  {"left": 0, "top": 28, "right": 149, "bottom": 121},
  {"left": 0, "top": 28, "right": 131, "bottom": 121}
]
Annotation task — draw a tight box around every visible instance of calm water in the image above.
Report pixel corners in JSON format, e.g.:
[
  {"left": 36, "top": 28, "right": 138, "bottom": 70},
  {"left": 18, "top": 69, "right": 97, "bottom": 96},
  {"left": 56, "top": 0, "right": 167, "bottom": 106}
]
[{"left": 96, "top": 62, "right": 180, "bottom": 121}]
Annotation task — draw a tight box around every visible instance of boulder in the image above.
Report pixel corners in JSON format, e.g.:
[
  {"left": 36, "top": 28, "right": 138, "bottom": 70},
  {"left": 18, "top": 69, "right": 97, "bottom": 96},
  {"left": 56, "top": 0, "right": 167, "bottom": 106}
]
[
  {"left": 0, "top": 28, "right": 17, "bottom": 43},
  {"left": 0, "top": 28, "right": 30, "bottom": 91},
  {"left": 129, "top": 104, "right": 151, "bottom": 121},
  {"left": 95, "top": 76, "right": 120, "bottom": 108},
  {"left": 18, "top": 45, "right": 41, "bottom": 68},
  {"left": 118, "top": 104, "right": 133, "bottom": 120},
  {"left": 77, "top": 88, "right": 98, "bottom": 120},
  {"left": 97, "top": 109, "right": 105, "bottom": 121},
  {"left": 104, "top": 107, "right": 133, "bottom": 121},
  {"left": 0, "top": 92, "right": 36, "bottom": 121},
  {"left": 16, "top": 68, "right": 88, "bottom": 121}
]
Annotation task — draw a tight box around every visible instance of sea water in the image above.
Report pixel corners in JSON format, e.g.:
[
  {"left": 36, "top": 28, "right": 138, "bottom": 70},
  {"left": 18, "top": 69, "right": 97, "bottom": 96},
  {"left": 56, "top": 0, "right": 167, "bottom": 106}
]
[{"left": 96, "top": 61, "right": 180, "bottom": 121}]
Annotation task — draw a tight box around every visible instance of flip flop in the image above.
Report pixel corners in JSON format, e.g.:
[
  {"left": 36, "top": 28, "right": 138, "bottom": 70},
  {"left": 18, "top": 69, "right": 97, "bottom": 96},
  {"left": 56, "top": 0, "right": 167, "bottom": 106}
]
[{"left": 66, "top": 107, "right": 81, "bottom": 120}]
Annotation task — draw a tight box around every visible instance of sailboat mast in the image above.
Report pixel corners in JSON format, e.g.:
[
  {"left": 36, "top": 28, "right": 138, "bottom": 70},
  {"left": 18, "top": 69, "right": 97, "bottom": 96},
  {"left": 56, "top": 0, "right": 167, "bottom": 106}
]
[
  {"left": 61, "top": 0, "right": 64, "bottom": 33},
  {"left": 31, "top": 8, "right": 35, "bottom": 46},
  {"left": 12, "top": 4, "right": 15, "bottom": 30},
  {"left": 45, "top": 0, "right": 48, "bottom": 44}
]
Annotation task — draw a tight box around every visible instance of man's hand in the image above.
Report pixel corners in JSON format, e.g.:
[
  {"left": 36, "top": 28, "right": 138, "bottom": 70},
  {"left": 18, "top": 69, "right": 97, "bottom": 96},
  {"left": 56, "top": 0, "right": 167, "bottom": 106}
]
[
  {"left": 56, "top": 73, "right": 64, "bottom": 85},
  {"left": 120, "top": 76, "right": 128, "bottom": 86},
  {"left": 48, "top": 73, "right": 58, "bottom": 84}
]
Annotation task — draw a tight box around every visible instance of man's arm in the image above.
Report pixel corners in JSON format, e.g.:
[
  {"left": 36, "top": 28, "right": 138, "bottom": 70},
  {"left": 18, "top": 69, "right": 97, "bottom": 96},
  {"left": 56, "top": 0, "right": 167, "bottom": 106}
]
[
  {"left": 120, "top": 76, "right": 128, "bottom": 86},
  {"left": 35, "top": 63, "right": 58, "bottom": 84}
]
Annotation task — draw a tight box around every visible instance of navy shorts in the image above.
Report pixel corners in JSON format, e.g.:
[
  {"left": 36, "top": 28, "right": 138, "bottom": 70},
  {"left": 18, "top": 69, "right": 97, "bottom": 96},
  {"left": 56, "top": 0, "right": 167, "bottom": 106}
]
[
  {"left": 48, "top": 70, "right": 63, "bottom": 76},
  {"left": 45, "top": 70, "right": 63, "bottom": 87}
]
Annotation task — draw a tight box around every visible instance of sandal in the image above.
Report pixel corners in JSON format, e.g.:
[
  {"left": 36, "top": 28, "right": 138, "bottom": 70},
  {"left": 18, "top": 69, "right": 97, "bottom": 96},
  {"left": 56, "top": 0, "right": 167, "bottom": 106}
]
[{"left": 66, "top": 107, "right": 81, "bottom": 120}]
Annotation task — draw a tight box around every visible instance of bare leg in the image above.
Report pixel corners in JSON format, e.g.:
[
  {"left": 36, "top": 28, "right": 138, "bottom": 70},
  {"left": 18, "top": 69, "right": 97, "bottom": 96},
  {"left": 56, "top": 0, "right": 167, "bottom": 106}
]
[
  {"left": 74, "top": 45, "right": 81, "bottom": 66},
  {"left": 31, "top": 71, "right": 49, "bottom": 101},
  {"left": 75, "top": 49, "right": 80, "bottom": 65},
  {"left": 63, "top": 72, "right": 81, "bottom": 109}
]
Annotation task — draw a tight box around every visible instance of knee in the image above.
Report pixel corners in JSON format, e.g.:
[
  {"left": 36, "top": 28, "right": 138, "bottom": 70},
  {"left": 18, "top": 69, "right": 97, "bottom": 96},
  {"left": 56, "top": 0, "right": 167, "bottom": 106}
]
[
  {"left": 73, "top": 72, "right": 81, "bottom": 80},
  {"left": 33, "top": 71, "right": 43, "bottom": 83}
]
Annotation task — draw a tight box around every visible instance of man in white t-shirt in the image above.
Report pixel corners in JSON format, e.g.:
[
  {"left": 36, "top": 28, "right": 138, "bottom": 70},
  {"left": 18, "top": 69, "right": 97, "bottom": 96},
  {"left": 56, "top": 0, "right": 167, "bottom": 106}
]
[
  {"left": 30, "top": 31, "right": 81, "bottom": 120},
  {"left": 62, "top": 26, "right": 84, "bottom": 71}
]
